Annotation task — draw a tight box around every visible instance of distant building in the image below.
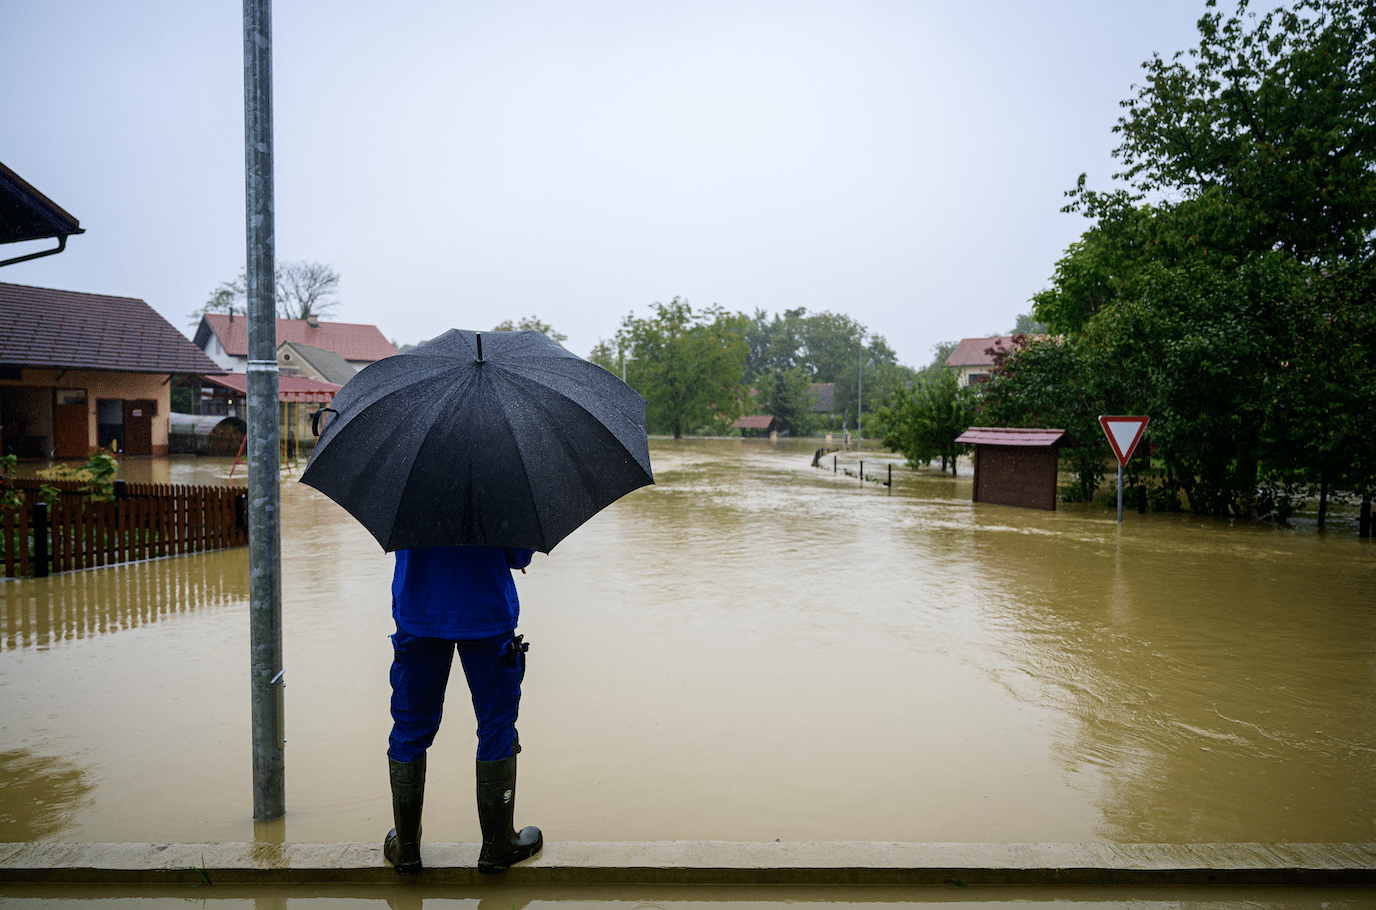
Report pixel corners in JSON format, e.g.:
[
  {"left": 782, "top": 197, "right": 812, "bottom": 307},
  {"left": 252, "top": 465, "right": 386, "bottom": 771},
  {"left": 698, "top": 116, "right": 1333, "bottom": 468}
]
[
  {"left": 945, "top": 336, "right": 1016, "bottom": 387},
  {"left": 277, "top": 341, "right": 357, "bottom": 385},
  {"left": 946, "top": 335, "right": 1058, "bottom": 387},
  {"left": 193, "top": 314, "right": 396, "bottom": 373}
]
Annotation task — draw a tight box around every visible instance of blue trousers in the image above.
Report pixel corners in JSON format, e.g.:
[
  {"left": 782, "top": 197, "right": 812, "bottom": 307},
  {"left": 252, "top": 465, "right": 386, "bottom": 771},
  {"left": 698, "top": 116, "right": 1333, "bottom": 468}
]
[{"left": 388, "top": 627, "right": 526, "bottom": 763}]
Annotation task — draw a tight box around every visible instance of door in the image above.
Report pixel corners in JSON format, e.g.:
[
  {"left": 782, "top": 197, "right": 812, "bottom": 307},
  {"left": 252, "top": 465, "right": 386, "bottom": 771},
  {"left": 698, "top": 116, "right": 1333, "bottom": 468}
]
[
  {"left": 53, "top": 405, "right": 88, "bottom": 458},
  {"left": 53, "top": 389, "right": 89, "bottom": 459},
  {"left": 122, "top": 399, "right": 155, "bottom": 456}
]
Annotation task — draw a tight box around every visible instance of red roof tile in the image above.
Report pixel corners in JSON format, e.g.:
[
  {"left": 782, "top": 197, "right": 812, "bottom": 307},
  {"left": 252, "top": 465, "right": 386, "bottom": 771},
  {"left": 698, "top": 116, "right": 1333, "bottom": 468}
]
[
  {"left": 0, "top": 282, "right": 225, "bottom": 374},
  {"left": 732, "top": 414, "right": 776, "bottom": 429},
  {"left": 945, "top": 336, "right": 1016, "bottom": 368},
  {"left": 198, "top": 314, "right": 397, "bottom": 363}
]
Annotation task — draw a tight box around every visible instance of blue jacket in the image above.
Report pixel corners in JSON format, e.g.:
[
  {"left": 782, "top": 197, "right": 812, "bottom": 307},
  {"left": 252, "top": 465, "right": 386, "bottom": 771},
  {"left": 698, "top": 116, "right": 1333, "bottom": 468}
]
[{"left": 392, "top": 546, "right": 534, "bottom": 640}]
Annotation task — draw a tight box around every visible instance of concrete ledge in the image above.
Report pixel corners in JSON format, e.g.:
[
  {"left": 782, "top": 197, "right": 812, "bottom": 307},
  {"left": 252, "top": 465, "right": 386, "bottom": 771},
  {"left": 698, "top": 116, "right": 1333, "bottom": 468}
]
[{"left": 1, "top": 842, "right": 1373, "bottom": 886}]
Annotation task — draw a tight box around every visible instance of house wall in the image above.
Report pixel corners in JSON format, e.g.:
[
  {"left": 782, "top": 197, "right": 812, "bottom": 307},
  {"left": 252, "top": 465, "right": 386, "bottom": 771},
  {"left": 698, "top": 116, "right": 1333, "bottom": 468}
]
[
  {"left": 200, "top": 333, "right": 244, "bottom": 371},
  {"left": 955, "top": 365, "right": 990, "bottom": 387},
  {"left": 0, "top": 369, "right": 172, "bottom": 458}
]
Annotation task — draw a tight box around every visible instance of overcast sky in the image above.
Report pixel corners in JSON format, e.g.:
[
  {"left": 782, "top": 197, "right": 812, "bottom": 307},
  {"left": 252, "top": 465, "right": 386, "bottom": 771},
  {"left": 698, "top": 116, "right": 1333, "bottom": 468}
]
[{"left": 3, "top": 0, "right": 1210, "bottom": 368}]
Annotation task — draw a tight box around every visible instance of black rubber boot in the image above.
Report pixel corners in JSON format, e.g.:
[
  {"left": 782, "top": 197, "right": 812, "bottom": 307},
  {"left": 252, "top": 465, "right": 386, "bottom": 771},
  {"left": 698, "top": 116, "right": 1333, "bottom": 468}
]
[
  {"left": 384, "top": 754, "right": 426, "bottom": 873},
  {"left": 475, "top": 754, "right": 542, "bottom": 874}
]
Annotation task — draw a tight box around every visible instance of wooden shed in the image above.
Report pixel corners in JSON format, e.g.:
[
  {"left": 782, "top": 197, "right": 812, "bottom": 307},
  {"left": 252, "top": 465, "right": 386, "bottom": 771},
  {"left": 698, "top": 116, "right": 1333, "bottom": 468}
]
[{"left": 955, "top": 427, "right": 1079, "bottom": 511}]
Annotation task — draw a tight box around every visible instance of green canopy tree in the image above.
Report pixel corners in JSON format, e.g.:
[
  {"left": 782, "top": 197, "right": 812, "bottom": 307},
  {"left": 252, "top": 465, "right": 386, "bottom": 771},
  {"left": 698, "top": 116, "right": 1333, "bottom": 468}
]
[
  {"left": 754, "top": 365, "right": 818, "bottom": 437},
  {"left": 1024, "top": 0, "right": 1376, "bottom": 519},
  {"left": 879, "top": 361, "right": 974, "bottom": 475},
  {"left": 605, "top": 298, "right": 749, "bottom": 439}
]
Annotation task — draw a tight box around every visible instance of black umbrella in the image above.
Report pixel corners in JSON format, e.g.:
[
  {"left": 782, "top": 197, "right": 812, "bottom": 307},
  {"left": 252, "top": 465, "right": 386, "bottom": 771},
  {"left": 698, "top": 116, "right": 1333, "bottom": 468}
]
[{"left": 300, "top": 329, "right": 653, "bottom": 553}]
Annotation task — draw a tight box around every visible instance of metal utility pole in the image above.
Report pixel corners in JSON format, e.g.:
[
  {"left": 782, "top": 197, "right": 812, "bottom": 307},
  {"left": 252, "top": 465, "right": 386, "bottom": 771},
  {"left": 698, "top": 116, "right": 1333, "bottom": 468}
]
[
  {"left": 244, "top": 0, "right": 285, "bottom": 821},
  {"left": 856, "top": 335, "right": 864, "bottom": 448}
]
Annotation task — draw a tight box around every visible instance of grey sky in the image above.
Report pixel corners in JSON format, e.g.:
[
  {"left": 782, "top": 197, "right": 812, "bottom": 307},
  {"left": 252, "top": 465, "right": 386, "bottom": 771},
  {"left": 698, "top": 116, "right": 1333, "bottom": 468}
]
[{"left": 3, "top": 1, "right": 1208, "bottom": 368}]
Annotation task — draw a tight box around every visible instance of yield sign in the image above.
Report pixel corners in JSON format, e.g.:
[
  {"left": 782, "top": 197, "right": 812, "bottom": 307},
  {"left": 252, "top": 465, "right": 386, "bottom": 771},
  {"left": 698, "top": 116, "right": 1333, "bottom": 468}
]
[{"left": 1098, "top": 415, "right": 1150, "bottom": 467}]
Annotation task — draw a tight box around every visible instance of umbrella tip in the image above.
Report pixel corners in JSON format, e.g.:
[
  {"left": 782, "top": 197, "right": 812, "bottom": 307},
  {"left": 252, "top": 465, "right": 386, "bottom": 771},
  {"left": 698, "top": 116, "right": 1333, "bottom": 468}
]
[{"left": 476, "top": 332, "right": 484, "bottom": 363}]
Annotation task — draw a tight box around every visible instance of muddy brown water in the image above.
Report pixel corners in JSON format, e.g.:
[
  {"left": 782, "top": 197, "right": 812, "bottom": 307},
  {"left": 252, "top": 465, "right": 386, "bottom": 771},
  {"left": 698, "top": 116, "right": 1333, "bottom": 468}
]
[{"left": 2, "top": 438, "right": 1373, "bottom": 851}]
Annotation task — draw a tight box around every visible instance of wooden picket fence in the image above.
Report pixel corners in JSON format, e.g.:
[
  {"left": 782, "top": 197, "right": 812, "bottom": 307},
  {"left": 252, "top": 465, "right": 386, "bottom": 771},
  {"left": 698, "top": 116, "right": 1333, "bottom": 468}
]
[{"left": 1, "top": 479, "right": 247, "bottom": 578}]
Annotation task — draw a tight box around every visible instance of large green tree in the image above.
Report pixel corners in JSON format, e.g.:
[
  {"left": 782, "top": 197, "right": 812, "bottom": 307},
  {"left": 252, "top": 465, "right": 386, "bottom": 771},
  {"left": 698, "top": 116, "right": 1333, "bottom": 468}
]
[
  {"left": 1024, "top": 0, "right": 1376, "bottom": 519},
  {"left": 599, "top": 298, "right": 750, "bottom": 439},
  {"left": 880, "top": 359, "right": 975, "bottom": 475}
]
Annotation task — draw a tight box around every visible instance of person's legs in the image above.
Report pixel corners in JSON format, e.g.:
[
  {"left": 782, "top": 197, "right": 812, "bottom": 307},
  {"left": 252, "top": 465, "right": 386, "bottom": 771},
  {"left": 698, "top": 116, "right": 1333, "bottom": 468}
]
[
  {"left": 454, "top": 632, "right": 524, "bottom": 761},
  {"left": 456, "top": 632, "right": 541, "bottom": 873},
  {"left": 385, "top": 629, "right": 456, "bottom": 872},
  {"left": 389, "top": 629, "right": 456, "bottom": 762}
]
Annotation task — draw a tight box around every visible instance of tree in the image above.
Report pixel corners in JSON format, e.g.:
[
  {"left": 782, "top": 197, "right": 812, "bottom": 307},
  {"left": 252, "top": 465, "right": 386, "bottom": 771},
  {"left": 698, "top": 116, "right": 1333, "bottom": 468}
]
[
  {"left": 189, "top": 260, "right": 342, "bottom": 324},
  {"left": 610, "top": 298, "right": 750, "bottom": 439},
  {"left": 755, "top": 366, "right": 818, "bottom": 436},
  {"left": 831, "top": 334, "right": 906, "bottom": 431},
  {"left": 276, "top": 261, "right": 341, "bottom": 320},
  {"left": 492, "top": 316, "right": 567, "bottom": 344},
  {"left": 1107, "top": 0, "right": 1376, "bottom": 264},
  {"left": 879, "top": 362, "right": 975, "bottom": 474},
  {"left": 1022, "top": 0, "right": 1376, "bottom": 518}
]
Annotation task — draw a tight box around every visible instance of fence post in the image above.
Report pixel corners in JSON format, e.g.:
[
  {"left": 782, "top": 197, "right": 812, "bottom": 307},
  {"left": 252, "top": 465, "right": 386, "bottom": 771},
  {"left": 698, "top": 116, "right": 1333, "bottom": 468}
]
[
  {"left": 888, "top": 463, "right": 892, "bottom": 493},
  {"left": 33, "top": 501, "right": 49, "bottom": 578}
]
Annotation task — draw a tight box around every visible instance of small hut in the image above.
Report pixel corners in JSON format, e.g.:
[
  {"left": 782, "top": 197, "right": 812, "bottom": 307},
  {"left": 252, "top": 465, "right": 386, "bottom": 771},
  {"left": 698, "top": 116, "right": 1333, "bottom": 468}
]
[
  {"left": 955, "top": 427, "right": 1079, "bottom": 511},
  {"left": 732, "top": 414, "right": 776, "bottom": 438}
]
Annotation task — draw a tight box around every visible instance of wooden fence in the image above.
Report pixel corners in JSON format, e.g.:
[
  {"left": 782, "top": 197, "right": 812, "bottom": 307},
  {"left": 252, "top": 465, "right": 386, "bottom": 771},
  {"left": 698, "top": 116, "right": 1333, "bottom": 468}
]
[{"left": 1, "top": 479, "right": 247, "bottom": 578}]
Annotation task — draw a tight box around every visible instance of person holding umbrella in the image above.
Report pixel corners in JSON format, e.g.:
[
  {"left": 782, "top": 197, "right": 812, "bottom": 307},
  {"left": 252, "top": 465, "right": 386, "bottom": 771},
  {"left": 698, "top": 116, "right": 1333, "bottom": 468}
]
[
  {"left": 384, "top": 543, "right": 542, "bottom": 874},
  {"left": 301, "top": 329, "right": 654, "bottom": 875}
]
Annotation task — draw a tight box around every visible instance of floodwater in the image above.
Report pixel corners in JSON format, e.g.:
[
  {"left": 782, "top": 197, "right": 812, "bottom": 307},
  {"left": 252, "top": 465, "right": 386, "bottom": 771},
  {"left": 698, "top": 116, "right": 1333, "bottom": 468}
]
[{"left": 2, "top": 438, "right": 1373, "bottom": 854}]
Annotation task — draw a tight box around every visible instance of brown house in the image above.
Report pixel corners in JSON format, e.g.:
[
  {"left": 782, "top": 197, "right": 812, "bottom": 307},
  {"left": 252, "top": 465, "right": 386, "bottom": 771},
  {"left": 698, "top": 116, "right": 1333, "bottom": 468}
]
[{"left": 0, "top": 282, "right": 225, "bottom": 458}]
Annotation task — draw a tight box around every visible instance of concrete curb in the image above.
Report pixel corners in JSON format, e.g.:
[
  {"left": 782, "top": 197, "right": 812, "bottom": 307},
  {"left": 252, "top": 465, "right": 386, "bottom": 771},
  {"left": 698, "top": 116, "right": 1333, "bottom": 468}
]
[{"left": 2, "top": 842, "right": 1374, "bottom": 886}]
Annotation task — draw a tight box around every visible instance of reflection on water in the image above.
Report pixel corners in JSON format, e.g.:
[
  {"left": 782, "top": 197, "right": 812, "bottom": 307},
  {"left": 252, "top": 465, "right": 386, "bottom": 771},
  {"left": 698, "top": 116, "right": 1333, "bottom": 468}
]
[
  {"left": 0, "top": 749, "right": 92, "bottom": 840},
  {"left": 1, "top": 549, "right": 249, "bottom": 651},
  {"left": 0, "top": 443, "right": 1372, "bottom": 849}
]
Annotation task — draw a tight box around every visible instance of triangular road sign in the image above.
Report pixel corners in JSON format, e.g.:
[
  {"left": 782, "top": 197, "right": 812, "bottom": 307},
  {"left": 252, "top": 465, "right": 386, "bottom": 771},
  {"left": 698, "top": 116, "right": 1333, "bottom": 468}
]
[{"left": 1098, "top": 415, "right": 1150, "bottom": 466}]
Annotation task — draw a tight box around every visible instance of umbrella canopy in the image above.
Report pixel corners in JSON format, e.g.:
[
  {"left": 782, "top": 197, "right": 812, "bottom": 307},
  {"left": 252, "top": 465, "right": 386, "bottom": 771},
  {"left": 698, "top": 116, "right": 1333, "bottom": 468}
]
[{"left": 300, "top": 329, "right": 653, "bottom": 553}]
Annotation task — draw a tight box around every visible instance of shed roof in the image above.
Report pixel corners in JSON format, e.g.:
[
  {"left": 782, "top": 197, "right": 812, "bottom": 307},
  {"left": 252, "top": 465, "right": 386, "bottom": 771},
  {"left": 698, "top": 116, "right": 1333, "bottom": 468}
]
[
  {"left": 955, "top": 427, "right": 1080, "bottom": 448},
  {"left": 0, "top": 282, "right": 225, "bottom": 374},
  {"left": 202, "top": 373, "right": 342, "bottom": 404},
  {"left": 732, "top": 414, "right": 775, "bottom": 430},
  {"left": 196, "top": 314, "right": 397, "bottom": 363}
]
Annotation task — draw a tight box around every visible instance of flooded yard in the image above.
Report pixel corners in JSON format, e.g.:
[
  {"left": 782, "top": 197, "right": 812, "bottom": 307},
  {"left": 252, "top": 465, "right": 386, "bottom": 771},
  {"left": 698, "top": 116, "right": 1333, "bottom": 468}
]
[{"left": 2, "top": 438, "right": 1373, "bottom": 848}]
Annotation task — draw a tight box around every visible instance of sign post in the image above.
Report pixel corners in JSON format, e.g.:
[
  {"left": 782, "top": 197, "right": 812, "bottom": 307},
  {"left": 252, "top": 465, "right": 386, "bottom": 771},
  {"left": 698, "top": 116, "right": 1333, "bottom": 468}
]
[{"left": 1098, "top": 416, "right": 1150, "bottom": 523}]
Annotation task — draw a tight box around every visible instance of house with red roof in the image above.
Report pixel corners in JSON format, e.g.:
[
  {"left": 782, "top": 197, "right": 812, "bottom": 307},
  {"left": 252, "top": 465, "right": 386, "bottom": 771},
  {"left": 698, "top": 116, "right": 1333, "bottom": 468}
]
[
  {"left": 945, "top": 336, "right": 1016, "bottom": 387},
  {"left": 0, "top": 282, "right": 225, "bottom": 458},
  {"left": 945, "top": 335, "right": 1059, "bottom": 387},
  {"left": 193, "top": 313, "right": 397, "bottom": 373}
]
